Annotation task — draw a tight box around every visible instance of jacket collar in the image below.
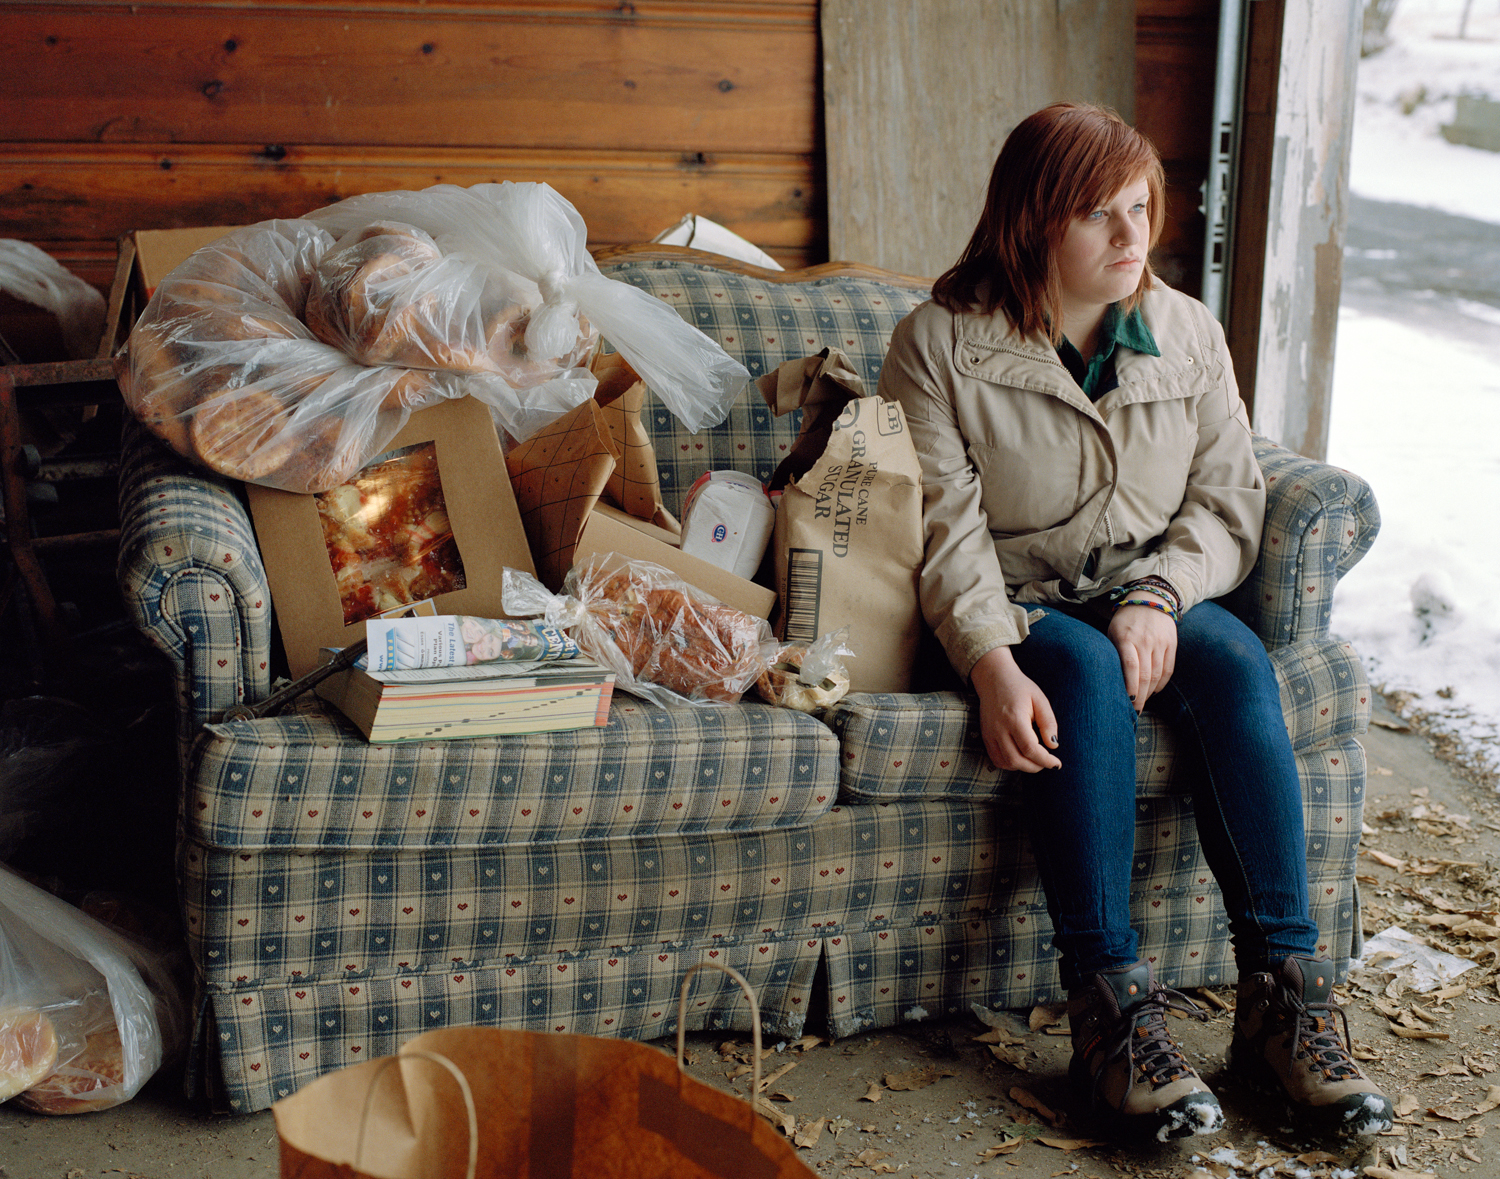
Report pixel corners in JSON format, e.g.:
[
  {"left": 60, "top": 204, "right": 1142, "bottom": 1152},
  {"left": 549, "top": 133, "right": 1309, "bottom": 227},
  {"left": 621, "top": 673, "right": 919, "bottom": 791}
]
[{"left": 953, "top": 284, "right": 1202, "bottom": 409}]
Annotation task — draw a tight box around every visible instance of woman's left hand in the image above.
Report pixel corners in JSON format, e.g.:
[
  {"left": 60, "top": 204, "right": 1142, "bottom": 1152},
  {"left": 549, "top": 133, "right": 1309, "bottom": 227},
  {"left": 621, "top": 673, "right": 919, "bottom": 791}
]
[{"left": 1107, "top": 604, "right": 1177, "bottom": 711}]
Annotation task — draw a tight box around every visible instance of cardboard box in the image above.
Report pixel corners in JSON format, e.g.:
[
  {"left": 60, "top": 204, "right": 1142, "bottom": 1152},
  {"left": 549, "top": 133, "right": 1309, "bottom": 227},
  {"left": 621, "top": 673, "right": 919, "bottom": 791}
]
[
  {"left": 246, "top": 396, "right": 537, "bottom": 678},
  {"left": 107, "top": 226, "right": 242, "bottom": 355},
  {"left": 130, "top": 226, "right": 242, "bottom": 298},
  {"left": 575, "top": 502, "right": 776, "bottom": 620}
]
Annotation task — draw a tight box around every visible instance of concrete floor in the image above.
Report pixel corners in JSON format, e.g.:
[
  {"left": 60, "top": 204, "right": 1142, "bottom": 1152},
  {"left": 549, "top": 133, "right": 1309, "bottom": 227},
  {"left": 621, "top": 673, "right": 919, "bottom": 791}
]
[{"left": 0, "top": 708, "right": 1487, "bottom": 1179}]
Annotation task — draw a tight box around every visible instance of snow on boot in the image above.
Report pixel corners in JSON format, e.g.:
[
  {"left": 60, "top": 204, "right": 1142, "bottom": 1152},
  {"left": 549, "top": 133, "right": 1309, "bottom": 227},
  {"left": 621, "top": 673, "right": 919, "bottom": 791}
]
[
  {"left": 1229, "top": 955, "right": 1395, "bottom": 1136},
  {"left": 1067, "top": 960, "right": 1225, "bottom": 1142}
]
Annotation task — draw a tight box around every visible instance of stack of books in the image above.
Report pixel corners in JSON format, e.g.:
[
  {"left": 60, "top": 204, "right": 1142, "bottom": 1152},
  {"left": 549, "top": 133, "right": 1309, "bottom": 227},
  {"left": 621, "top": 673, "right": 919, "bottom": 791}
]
[{"left": 315, "top": 654, "right": 615, "bottom": 743}]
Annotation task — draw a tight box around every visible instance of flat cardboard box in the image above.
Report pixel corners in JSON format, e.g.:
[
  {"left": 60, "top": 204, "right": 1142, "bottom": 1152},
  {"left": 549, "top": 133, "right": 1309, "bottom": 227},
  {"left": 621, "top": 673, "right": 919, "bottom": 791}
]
[
  {"left": 130, "top": 226, "right": 242, "bottom": 297},
  {"left": 246, "top": 396, "right": 537, "bottom": 678},
  {"left": 574, "top": 502, "right": 776, "bottom": 620},
  {"left": 107, "top": 226, "right": 242, "bottom": 355}
]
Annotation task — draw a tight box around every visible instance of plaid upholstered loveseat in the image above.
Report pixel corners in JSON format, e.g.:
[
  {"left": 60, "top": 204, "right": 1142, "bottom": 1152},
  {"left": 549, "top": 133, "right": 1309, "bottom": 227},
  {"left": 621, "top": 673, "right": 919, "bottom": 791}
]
[{"left": 116, "top": 244, "right": 1380, "bottom": 1113}]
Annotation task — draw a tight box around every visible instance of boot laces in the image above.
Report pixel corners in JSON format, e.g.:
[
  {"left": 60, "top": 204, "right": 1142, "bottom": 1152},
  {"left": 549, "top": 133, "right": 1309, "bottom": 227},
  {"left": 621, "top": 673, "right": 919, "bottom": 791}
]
[
  {"left": 1289, "top": 995, "right": 1360, "bottom": 1081},
  {"left": 1099, "top": 984, "right": 1207, "bottom": 1091}
]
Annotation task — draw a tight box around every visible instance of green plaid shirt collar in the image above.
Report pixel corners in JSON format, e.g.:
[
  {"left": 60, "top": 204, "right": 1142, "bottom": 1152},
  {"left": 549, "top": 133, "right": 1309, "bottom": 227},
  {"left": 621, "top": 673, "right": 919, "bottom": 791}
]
[{"left": 1056, "top": 303, "right": 1161, "bottom": 401}]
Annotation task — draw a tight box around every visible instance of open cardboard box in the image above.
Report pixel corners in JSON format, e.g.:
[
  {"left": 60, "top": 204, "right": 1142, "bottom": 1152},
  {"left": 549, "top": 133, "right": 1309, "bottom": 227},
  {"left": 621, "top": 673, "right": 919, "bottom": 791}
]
[
  {"left": 575, "top": 502, "right": 775, "bottom": 620},
  {"left": 106, "top": 226, "right": 242, "bottom": 356},
  {"left": 246, "top": 396, "right": 536, "bottom": 679}
]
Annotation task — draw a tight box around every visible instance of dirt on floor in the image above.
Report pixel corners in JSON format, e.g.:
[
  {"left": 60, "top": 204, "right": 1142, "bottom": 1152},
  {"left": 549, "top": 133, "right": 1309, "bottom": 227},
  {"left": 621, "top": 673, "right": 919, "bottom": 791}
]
[{"left": 1, "top": 696, "right": 1496, "bottom": 1179}]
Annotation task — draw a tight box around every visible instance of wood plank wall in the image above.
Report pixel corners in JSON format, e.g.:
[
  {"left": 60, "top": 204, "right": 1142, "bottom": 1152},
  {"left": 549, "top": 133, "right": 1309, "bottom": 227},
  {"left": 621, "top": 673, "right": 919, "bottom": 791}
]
[
  {"left": 3, "top": 0, "right": 1217, "bottom": 302},
  {"left": 0, "top": 0, "right": 823, "bottom": 289},
  {"left": 1135, "top": 0, "right": 1217, "bottom": 298},
  {"left": 821, "top": 0, "right": 1136, "bottom": 283}
]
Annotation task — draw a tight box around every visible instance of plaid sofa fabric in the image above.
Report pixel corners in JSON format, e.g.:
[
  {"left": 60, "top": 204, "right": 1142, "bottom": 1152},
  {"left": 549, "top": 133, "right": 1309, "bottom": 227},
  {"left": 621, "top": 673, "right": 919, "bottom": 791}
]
[
  {"left": 196, "top": 935, "right": 824, "bottom": 1112},
  {"left": 594, "top": 257, "right": 929, "bottom": 518},
  {"left": 804, "top": 758, "right": 1360, "bottom": 972},
  {"left": 180, "top": 821, "right": 847, "bottom": 987},
  {"left": 1227, "top": 436, "right": 1381, "bottom": 647},
  {"left": 806, "top": 768, "right": 1361, "bottom": 1036},
  {"left": 827, "top": 635, "right": 1371, "bottom": 803},
  {"left": 117, "top": 420, "right": 275, "bottom": 751},
  {"left": 194, "top": 769, "right": 1363, "bottom": 1112},
  {"left": 187, "top": 696, "right": 839, "bottom": 850}
]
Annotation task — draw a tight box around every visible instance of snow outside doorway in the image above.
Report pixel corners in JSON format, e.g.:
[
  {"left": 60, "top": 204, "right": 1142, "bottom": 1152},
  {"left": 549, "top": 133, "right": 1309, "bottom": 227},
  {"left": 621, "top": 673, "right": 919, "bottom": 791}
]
[{"left": 1327, "top": 0, "right": 1500, "bottom": 789}]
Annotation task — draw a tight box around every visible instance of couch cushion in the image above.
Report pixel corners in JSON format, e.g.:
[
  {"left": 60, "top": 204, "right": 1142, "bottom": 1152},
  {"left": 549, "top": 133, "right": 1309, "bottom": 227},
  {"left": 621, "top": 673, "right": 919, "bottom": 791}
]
[
  {"left": 186, "top": 695, "right": 840, "bottom": 850},
  {"left": 826, "top": 636, "right": 1370, "bottom": 803},
  {"left": 595, "top": 256, "right": 929, "bottom": 517}
]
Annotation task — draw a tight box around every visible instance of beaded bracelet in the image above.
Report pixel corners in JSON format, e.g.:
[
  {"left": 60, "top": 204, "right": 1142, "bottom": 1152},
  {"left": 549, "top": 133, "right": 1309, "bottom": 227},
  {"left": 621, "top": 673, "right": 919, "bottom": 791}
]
[
  {"left": 1131, "top": 575, "right": 1183, "bottom": 614},
  {"left": 1107, "top": 579, "right": 1182, "bottom": 615},
  {"left": 1115, "top": 595, "right": 1180, "bottom": 623}
]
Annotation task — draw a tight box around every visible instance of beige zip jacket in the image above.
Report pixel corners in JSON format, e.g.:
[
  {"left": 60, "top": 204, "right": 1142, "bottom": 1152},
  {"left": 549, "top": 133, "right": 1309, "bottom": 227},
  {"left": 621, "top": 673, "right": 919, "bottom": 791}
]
[{"left": 876, "top": 282, "right": 1264, "bottom": 679}]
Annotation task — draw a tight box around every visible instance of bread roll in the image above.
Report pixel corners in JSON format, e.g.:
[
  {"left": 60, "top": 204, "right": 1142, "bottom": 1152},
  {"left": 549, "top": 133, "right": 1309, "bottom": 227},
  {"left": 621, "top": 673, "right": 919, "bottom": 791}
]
[
  {"left": 306, "top": 222, "right": 445, "bottom": 364},
  {"left": 189, "top": 388, "right": 300, "bottom": 483},
  {"left": 0, "top": 1007, "right": 59, "bottom": 1102},
  {"left": 363, "top": 292, "right": 495, "bottom": 373},
  {"left": 15, "top": 1021, "right": 126, "bottom": 1115}
]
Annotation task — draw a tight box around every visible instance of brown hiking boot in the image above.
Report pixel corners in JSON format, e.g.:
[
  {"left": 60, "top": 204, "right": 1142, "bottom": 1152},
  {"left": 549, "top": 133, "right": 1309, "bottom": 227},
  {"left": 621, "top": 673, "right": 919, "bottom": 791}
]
[
  {"left": 1068, "top": 960, "right": 1225, "bottom": 1141},
  {"left": 1229, "top": 955, "right": 1395, "bottom": 1136}
]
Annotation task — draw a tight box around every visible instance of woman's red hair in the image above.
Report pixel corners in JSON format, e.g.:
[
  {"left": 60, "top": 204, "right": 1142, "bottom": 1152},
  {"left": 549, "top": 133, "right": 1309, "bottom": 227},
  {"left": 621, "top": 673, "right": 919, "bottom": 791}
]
[{"left": 931, "top": 103, "right": 1166, "bottom": 342}]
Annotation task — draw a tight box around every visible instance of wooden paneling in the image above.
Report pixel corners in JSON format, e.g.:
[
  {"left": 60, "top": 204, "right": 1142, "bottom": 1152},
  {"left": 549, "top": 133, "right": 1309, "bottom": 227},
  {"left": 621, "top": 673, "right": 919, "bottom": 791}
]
[
  {"left": 0, "top": 143, "right": 820, "bottom": 260},
  {"left": 0, "top": 0, "right": 822, "bottom": 285},
  {"left": 0, "top": 4, "right": 816, "bottom": 153},
  {"left": 821, "top": 0, "right": 1135, "bottom": 279},
  {"left": 1135, "top": 0, "right": 1217, "bottom": 298}
]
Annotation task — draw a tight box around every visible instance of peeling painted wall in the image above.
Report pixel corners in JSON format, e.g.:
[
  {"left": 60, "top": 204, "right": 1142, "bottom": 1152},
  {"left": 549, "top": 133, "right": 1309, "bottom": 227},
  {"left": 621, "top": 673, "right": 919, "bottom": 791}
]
[{"left": 1248, "top": 3, "right": 1360, "bottom": 460}]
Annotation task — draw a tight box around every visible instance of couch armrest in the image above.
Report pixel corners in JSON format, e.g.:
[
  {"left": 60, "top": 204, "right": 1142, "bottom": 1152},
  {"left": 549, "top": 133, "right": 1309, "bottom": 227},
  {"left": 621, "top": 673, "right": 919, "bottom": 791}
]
[
  {"left": 116, "top": 419, "right": 274, "bottom": 757},
  {"left": 1223, "top": 435, "right": 1381, "bottom": 648}
]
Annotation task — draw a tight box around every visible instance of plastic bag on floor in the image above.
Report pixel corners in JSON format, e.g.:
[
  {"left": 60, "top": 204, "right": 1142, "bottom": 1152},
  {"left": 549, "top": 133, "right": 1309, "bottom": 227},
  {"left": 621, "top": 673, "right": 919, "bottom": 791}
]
[
  {"left": 0, "top": 866, "right": 185, "bottom": 1114},
  {"left": 0, "top": 239, "right": 106, "bottom": 361}
]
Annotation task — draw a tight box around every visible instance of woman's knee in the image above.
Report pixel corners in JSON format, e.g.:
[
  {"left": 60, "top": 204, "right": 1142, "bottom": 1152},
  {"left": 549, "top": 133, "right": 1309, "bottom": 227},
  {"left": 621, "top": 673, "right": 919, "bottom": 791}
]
[
  {"left": 1015, "top": 613, "right": 1133, "bottom": 714},
  {"left": 1175, "top": 605, "right": 1279, "bottom": 698}
]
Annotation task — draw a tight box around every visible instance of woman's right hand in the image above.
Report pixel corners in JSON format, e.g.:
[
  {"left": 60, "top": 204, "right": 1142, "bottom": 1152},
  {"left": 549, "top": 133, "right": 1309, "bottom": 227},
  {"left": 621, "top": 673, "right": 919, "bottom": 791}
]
[{"left": 968, "top": 645, "right": 1062, "bottom": 772}]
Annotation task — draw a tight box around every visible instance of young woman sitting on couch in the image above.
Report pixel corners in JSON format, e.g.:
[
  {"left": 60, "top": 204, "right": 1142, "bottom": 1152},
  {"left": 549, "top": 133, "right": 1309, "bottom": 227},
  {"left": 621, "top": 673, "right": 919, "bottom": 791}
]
[{"left": 877, "top": 101, "right": 1394, "bottom": 1142}]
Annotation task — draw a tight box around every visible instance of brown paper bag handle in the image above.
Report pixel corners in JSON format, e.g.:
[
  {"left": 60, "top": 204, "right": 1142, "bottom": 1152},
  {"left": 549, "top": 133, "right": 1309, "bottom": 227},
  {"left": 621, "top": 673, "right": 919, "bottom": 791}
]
[
  {"left": 676, "top": 961, "right": 776, "bottom": 1128},
  {"left": 354, "top": 1049, "right": 479, "bottom": 1179}
]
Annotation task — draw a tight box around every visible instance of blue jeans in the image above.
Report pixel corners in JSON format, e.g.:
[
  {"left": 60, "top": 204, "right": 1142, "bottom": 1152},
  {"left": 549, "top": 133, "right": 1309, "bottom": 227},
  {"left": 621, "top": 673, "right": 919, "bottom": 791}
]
[{"left": 1009, "top": 599, "right": 1319, "bottom": 991}]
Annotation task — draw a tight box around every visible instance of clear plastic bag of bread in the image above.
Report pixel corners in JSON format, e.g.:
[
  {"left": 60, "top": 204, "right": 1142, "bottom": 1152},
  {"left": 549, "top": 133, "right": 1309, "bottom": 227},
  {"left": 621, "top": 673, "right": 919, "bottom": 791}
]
[
  {"left": 0, "top": 866, "right": 187, "bottom": 1114},
  {"left": 752, "top": 626, "right": 855, "bottom": 712},
  {"left": 122, "top": 183, "right": 749, "bottom": 493},
  {"left": 501, "top": 559, "right": 781, "bottom": 707}
]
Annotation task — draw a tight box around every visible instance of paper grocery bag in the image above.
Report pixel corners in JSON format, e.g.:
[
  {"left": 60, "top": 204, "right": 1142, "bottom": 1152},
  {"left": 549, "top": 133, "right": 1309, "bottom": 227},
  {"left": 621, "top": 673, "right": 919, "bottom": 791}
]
[
  {"left": 506, "top": 354, "right": 676, "bottom": 591},
  {"left": 274, "top": 1025, "right": 817, "bottom": 1179},
  {"left": 592, "top": 352, "right": 679, "bottom": 532},
  {"left": 759, "top": 348, "right": 924, "bottom": 693},
  {"left": 505, "top": 397, "right": 617, "bottom": 591}
]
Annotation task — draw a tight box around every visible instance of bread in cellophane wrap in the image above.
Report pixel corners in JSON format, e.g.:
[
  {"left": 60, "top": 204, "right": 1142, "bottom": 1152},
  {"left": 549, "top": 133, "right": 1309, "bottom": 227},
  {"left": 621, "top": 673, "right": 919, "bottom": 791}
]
[
  {"left": 500, "top": 560, "right": 780, "bottom": 707},
  {"left": 122, "top": 218, "right": 446, "bottom": 493},
  {"left": 751, "top": 626, "right": 855, "bottom": 712}
]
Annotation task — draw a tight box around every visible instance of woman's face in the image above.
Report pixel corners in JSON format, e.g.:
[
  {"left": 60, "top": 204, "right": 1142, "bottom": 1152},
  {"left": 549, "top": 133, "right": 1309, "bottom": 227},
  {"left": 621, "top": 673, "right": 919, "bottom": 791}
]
[{"left": 1054, "top": 177, "right": 1151, "bottom": 313}]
